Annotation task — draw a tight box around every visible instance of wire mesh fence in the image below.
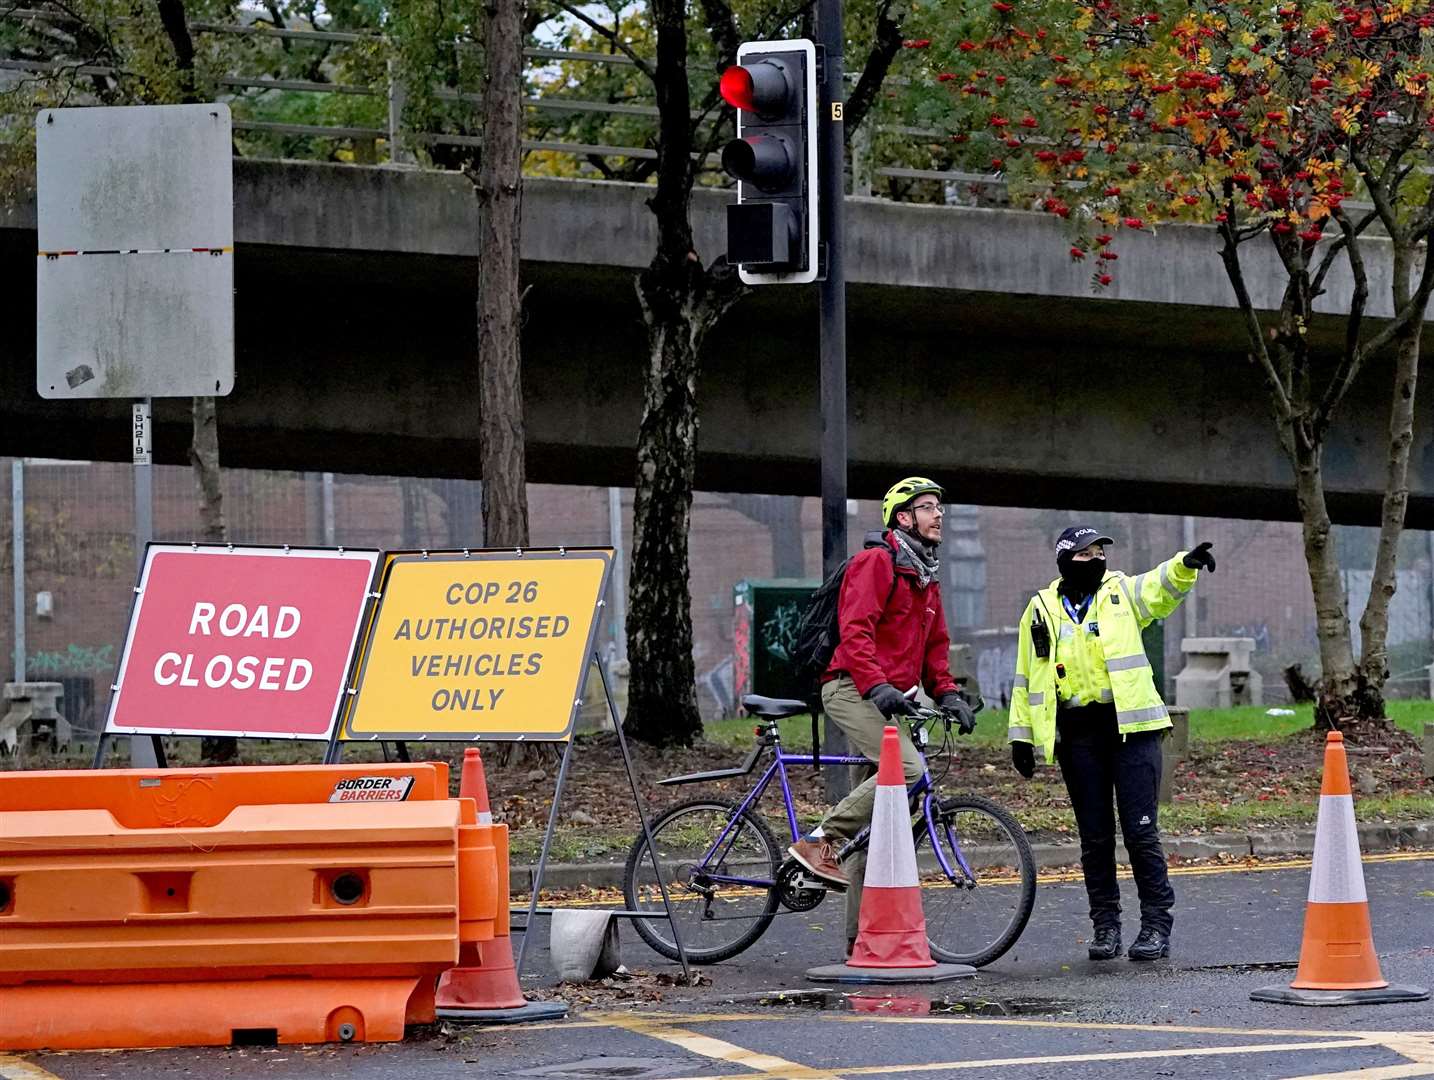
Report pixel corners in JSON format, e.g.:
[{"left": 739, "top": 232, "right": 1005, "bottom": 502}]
[{"left": 4, "top": 455, "right": 1430, "bottom": 736}]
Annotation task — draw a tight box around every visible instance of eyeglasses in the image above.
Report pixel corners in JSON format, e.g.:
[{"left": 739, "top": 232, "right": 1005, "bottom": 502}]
[{"left": 910, "top": 502, "right": 945, "bottom": 516}]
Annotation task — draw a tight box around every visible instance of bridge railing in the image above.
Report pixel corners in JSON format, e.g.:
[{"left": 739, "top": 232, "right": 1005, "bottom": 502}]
[{"left": 0, "top": 8, "right": 1008, "bottom": 206}]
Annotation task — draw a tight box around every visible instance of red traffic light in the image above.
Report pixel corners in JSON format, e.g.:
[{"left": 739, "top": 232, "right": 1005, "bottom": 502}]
[
  {"left": 720, "top": 66, "right": 757, "bottom": 112},
  {"left": 719, "top": 59, "right": 794, "bottom": 119}
]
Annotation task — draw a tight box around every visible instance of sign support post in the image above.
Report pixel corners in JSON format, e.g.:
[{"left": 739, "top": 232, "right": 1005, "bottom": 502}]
[
  {"left": 129, "top": 400, "right": 160, "bottom": 768},
  {"left": 514, "top": 652, "right": 691, "bottom": 983},
  {"left": 338, "top": 548, "right": 693, "bottom": 983}
]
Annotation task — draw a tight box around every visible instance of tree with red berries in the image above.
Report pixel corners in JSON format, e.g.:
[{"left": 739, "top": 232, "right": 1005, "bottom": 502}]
[{"left": 902, "top": 0, "right": 1434, "bottom": 735}]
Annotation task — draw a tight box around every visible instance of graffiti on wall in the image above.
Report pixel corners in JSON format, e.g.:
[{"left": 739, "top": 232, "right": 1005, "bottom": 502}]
[
  {"left": 26, "top": 643, "right": 115, "bottom": 675},
  {"left": 760, "top": 601, "right": 804, "bottom": 665},
  {"left": 1219, "top": 623, "right": 1272, "bottom": 654}
]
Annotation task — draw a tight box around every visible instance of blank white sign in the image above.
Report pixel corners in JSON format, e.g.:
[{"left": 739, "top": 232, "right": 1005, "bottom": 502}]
[{"left": 36, "top": 103, "right": 234, "bottom": 400}]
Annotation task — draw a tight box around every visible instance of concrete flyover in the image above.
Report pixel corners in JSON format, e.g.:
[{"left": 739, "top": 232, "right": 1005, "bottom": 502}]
[{"left": 2, "top": 158, "right": 1432, "bottom": 525}]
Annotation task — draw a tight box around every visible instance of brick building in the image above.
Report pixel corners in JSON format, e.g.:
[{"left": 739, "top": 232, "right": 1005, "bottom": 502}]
[{"left": 2, "top": 457, "right": 1429, "bottom": 731}]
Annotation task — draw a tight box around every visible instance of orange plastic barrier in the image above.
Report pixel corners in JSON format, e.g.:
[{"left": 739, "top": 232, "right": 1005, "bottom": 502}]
[
  {"left": 0, "top": 761, "right": 450, "bottom": 823},
  {"left": 0, "top": 763, "right": 507, "bottom": 1049}
]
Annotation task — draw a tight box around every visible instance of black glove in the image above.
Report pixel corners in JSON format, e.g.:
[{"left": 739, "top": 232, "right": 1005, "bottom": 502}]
[
  {"left": 1183, "top": 541, "right": 1216, "bottom": 572},
  {"left": 866, "top": 682, "right": 916, "bottom": 719},
  {"left": 1011, "top": 741, "right": 1035, "bottom": 779},
  {"left": 939, "top": 692, "right": 978, "bottom": 735}
]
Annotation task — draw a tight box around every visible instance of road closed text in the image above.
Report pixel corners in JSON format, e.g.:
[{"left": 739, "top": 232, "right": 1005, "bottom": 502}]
[{"left": 152, "top": 602, "right": 314, "bottom": 691}]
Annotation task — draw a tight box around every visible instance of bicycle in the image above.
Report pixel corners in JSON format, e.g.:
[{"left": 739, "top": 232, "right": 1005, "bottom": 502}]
[{"left": 623, "top": 693, "right": 1037, "bottom": 967}]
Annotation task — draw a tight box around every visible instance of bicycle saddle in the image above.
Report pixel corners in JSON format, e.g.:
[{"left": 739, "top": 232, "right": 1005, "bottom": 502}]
[{"left": 741, "top": 694, "right": 808, "bottom": 719}]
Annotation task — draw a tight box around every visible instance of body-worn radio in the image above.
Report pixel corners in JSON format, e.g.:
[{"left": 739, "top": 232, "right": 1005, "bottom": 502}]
[{"left": 1031, "top": 610, "right": 1051, "bottom": 659}]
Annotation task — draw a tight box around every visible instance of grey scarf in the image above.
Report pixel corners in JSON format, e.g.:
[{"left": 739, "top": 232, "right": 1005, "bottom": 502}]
[{"left": 892, "top": 529, "right": 940, "bottom": 587}]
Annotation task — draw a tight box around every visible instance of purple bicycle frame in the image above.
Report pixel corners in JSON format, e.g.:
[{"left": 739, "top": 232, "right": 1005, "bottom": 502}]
[{"left": 692, "top": 744, "right": 974, "bottom": 890}]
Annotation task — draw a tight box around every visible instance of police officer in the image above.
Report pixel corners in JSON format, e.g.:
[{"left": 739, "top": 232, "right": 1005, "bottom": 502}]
[{"left": 1008, "top": 526, "right": 1214, "bottom": 961}]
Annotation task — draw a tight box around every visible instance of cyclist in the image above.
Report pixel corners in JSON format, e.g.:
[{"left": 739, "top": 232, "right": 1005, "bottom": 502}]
[
  {"left": 788, "top": 476, "right": 976, "bottom": 956},
  {"left": 1009, "top": 526, "right": 1215, "bottom": 962}
]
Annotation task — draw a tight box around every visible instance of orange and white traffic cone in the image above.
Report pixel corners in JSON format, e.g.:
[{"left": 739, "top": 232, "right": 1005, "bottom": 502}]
[
  {"left": 1251, "top": 731, "right": 1428, "bottom": 1006},
  {"left": 436, "top": 748, "right": 568, "bottom": 1023},
  {"left": 806, "top": 725, "right": 975, "bottom": 985}
]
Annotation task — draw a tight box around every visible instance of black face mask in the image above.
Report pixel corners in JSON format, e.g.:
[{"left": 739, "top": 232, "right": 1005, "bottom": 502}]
[{"left": 1058, "top": 556, "right": 1107, "bottom": 598}]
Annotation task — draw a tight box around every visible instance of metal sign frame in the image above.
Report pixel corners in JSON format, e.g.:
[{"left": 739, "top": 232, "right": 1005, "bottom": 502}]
[
  {"left": 338, "top": 547, "right": 613, "bottom": 744},
  {"left": 95, "top": 543, "right": 382, "bottom": 764},
  {"left": 325, "top": 546, "right": 692, "bottom": 983}
]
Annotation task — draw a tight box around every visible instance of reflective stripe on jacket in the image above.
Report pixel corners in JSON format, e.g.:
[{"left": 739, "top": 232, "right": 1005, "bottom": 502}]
[{"left": 1008, "top": 553, "right": 1199, "bottom": 764}]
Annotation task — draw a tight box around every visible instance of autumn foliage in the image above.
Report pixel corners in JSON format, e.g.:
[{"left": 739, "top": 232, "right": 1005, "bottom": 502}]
[{"left": 906, "top": 0, "right": 1434, "bottom": 286}]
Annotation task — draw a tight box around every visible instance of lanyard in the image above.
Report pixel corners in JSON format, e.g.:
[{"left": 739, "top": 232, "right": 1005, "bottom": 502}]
[{"left": 1061, "top": 593, "right": 1093, "bottom": 624}]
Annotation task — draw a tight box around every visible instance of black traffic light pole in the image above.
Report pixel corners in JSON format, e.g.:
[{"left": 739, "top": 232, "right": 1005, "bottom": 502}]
[{"left": 816, "top": 0, "right": 850, "bottom": 802}]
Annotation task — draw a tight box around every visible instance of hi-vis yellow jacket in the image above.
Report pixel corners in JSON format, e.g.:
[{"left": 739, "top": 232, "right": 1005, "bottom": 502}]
[{"left": 1008, "top": 554, "right": 1200, "bottom": 765}]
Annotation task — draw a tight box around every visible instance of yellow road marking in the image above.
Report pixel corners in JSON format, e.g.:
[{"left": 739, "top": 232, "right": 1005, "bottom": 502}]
[
  {"left": 550, "top": 850, "right": 1434, "bottom": 906},
  {"left": 597, "top": 1012, "right": 840, "bottom": 1078},
  {"left": 1383, "top": 1037, "right": 1434, "bottom": 1065},
  {"left": 647, "top": 1038, "right": 1376, "bottom": 1080},
  {"left": 586, "top": 1010, "right": 1434, "bottom": 1080},
  {"left": 1273, "top": 1066, "right": 1434, "bottom": 1080},
  {"left": 0, "top": 1056, "right": 66, "bottom": 1080},
  {"left": 623, "top": 1010, "right": 1434, "bottom": 1042}
]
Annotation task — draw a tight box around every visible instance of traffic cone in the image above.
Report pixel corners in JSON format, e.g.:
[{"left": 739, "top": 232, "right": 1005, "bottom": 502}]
[
  {"left": 436, "top": 749, "right": 568, "bottom": 1023},
  {"left": 457, "top": 746, "right": 493, "bottom": 824},
  {"left": 807, "top": 726, "right": 975, "bottom": 985},
  {"left": 1251, "top": 731, "right": 1428, "bottom": 1006}
]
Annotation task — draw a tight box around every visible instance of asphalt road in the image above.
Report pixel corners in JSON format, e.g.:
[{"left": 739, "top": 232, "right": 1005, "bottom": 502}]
[{"left": 6, "top": 853, "right": 1434, "bottom": 1080}]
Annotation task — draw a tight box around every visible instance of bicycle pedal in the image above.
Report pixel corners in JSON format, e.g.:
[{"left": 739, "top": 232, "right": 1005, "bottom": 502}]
[{"left": 791, "top": 870, "right": 834, "bottom": 892}]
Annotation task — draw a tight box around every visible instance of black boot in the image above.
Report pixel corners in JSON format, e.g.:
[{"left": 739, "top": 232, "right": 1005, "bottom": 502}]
[
  {"left": 1127, "top": 927, "right": 1170, "bottom": 961},
  {"left": 1087, "top": 926, "right": 1121, "bottom": 960}
]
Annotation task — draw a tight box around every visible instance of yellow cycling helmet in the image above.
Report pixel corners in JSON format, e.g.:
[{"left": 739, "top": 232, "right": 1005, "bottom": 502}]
[{"left": 882, "top": 476, "right": 944, "bottom": 526}]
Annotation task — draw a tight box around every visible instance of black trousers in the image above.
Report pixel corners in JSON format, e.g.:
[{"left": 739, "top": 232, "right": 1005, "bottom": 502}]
[{"left": 1054, "top": 703, "right": 1175, "bottom": 935}]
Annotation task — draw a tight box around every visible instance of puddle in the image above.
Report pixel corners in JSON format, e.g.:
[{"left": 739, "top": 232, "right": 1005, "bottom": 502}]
[
  {"left": 734, "top": 988, "right": 1075, "bottom": 1017},
  {"left": 1184, "top": 960, "right": 1298, "bottom": 973}
]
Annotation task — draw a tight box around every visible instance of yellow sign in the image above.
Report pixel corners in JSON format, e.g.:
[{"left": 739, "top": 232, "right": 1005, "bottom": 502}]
[{"left": 342, "top": 548, "right": 612, "bottom": 741}]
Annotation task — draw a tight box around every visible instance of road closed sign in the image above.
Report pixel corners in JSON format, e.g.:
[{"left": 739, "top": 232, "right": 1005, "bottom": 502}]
[
  {"left": 342, "top": 549, "right": 613, "bottom": 742},
  {"left": 105, "top": 544, "right": 380, "bottom": 740}
]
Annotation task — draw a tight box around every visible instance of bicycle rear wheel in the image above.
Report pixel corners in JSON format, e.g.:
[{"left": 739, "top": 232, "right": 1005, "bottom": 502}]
[
  {"left": 918, "top": 794, "right": 1036, "bottom": 967},
  {"left": 623, "top": 798, "right": 782, "bottom": 965}
]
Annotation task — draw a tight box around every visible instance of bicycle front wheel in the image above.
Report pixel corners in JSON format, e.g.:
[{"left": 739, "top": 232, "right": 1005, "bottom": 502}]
[
  {"left": 918, "top": 794, "right": 1036, "bottom": 967},
  {"left": 623, "top": 798, "right": 782, "bottom": 965}
]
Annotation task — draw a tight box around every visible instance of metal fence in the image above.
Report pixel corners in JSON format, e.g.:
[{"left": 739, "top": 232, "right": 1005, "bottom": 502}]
[
  {"left": 6, "top": 456, "right": 1431, "bottom": 733},
  {"left": 0, "top": 7, "right": 1001, "bottom": 204}
]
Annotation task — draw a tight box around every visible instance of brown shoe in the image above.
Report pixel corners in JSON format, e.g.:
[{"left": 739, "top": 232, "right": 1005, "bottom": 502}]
[{"left": 788, "top": 838, "right": 848, "bottom": 887}]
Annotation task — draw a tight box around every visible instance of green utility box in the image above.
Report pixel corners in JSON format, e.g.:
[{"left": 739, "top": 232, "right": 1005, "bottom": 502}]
[{"left": 732, "top": 578, "right": 820, "bottom": 711}]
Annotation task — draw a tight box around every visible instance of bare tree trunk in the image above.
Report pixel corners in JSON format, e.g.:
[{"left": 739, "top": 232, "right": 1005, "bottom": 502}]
[
  {"left": 1289, "top": 435, "right": 1361, "bottom": 728},
  {"left": 189, "top": 396, "right": 226, "bottom": 542},
  {"left": 190, "top": 395, "right": 234, "bottom": 762},
  {"left": 623, "top": 0, "right": 742, "bottom": 746},
  {"left": 473, "top": 0, "right": 529, "bottom": 548},
  {"left": 626, "top": 310, "right": 703, "bottom": 747}
]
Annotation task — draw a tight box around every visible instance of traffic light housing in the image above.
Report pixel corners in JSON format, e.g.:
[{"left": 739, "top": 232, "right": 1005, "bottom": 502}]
[{"left": 719, "top": 39, "right": 819, "bottom": 285}]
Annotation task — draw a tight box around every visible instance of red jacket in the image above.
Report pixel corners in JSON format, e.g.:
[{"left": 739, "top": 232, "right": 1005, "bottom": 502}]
[{"left": 824, "top": 531, "right": 958, "bottom": 700}]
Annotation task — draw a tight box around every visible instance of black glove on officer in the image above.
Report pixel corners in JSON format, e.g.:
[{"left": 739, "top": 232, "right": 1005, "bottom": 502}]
[
  {"left": 866, "top": 682, "right": 917, "bottom": 719},
  {"left": 1011, "top": 741, "right": 1035, "bottom": 779},
  {"left": 938, "top": 692, "right": 978, "bottom": 735},
  {"left": 1183, "top": 541, "right": 1216, "bottom": 572}
]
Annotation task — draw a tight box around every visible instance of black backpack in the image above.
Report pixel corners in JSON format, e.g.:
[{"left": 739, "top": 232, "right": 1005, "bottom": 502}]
[{"left": 791, "top": 538, "right": 898, "bottom": 690}]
